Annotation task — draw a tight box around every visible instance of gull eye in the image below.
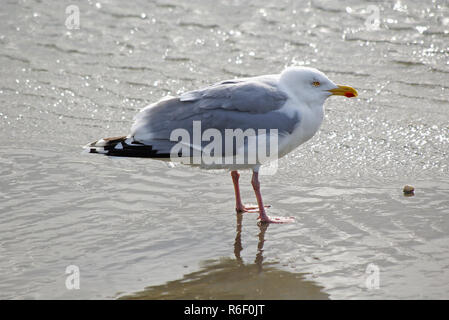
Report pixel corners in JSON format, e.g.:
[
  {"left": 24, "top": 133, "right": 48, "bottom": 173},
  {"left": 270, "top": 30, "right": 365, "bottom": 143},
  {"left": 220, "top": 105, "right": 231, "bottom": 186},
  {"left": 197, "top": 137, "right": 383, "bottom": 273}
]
[{"left": 312, "top": 81, "right": 321, "bottom": 87}]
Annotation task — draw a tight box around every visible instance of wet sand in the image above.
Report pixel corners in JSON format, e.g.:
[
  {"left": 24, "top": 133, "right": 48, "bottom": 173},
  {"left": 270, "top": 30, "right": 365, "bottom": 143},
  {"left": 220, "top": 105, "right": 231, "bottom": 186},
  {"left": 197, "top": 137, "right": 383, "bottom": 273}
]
[{"left": 122, "top": 213, "right": 329, "bottom": 300}]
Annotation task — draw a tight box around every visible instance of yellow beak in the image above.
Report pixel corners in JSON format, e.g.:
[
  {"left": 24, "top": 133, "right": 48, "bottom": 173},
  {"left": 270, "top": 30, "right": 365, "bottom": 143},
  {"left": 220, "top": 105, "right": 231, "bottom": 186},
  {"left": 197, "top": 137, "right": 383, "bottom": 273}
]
[{"left": 328, "top": 85, "right": 358, "bottom": 98}]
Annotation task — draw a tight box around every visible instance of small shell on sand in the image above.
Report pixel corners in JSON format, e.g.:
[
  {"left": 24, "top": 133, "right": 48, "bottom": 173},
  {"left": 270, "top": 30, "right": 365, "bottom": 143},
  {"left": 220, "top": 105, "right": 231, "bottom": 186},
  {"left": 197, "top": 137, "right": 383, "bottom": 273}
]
[{"left": 403, "top": 185, "right": 415, "bottom": 196}]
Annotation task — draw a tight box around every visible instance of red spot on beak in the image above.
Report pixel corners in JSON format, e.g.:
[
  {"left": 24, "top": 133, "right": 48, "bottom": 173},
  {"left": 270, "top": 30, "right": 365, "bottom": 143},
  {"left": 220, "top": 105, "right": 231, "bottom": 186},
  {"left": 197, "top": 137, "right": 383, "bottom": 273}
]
[{"left": 344, "top": 92, "right": 355, "bottom": 98}]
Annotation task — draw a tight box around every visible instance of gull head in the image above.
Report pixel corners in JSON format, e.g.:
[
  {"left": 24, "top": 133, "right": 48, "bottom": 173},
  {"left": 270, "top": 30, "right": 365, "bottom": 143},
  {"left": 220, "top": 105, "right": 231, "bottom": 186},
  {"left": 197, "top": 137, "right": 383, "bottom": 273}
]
[{"left": 279, "top": 66, "right": 358, "bottom": 106}]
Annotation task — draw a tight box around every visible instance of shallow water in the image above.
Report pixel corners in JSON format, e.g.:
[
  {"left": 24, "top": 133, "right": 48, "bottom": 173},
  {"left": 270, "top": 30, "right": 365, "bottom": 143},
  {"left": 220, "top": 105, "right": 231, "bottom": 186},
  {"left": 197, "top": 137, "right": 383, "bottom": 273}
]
[{"left": 0, "top": 0, "right": 448, "bottom": 299}]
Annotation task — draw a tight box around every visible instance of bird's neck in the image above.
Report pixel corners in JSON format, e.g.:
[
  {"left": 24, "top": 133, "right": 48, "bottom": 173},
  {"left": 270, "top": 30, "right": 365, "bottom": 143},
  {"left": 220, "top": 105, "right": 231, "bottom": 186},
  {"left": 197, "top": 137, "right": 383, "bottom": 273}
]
[
  {"left": 277, "top": 99, "right": 325, "bottom": 158},
  {"left": 299, "top": 101, "right": 325, "bottom": 139}
]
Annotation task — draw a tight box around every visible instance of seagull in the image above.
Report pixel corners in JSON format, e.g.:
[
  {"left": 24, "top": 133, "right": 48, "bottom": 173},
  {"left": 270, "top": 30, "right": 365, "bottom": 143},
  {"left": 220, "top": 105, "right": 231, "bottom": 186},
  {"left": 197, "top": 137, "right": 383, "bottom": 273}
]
[{"left": 86, "top": 66, "right": 357, "bottom": 223}]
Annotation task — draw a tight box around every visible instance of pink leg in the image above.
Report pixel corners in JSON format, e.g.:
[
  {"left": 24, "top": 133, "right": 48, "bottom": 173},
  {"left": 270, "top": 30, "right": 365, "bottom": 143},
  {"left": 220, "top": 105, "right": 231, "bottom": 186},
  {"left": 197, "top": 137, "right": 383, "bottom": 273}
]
[
  {"left": 231, "top": 171, "right": 269, "bottom": 213},
  {"left": 251, "top": 171, "right": 295, "bottom": 224},
  {"left": 231, "top": 171, "right": 246, "bottom": 212}
]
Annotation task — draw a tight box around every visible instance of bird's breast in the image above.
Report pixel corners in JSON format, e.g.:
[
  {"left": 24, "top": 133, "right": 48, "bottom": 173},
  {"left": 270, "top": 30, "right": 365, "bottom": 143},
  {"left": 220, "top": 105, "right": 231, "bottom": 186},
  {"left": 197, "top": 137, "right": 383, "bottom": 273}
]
[{"left": 278, "top": 103, "right": 324, "bottom": 157}]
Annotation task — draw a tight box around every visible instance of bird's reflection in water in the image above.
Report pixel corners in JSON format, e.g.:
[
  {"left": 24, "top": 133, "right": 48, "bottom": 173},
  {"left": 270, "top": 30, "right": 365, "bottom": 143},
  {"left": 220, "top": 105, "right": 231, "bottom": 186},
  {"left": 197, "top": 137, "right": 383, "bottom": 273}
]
[
  {"left": 120, "top": 213, "right": 328, "bottom": 300},
  {"left": 234, "top": 212, "right": 268, "bottom": 274},
  {"left": 255, "top": 219, "right": 269, "bottom": 274}
]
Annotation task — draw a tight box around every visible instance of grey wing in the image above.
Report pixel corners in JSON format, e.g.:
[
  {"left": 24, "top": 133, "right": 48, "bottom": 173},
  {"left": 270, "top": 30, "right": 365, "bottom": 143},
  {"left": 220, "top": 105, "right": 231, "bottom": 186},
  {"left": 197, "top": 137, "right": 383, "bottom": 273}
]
[
  {"left": 128, "top": 76, "right": 299, "bottom": 155},
  {"left": 178, "top": 75, "right": 287, "bottom": 113}
]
